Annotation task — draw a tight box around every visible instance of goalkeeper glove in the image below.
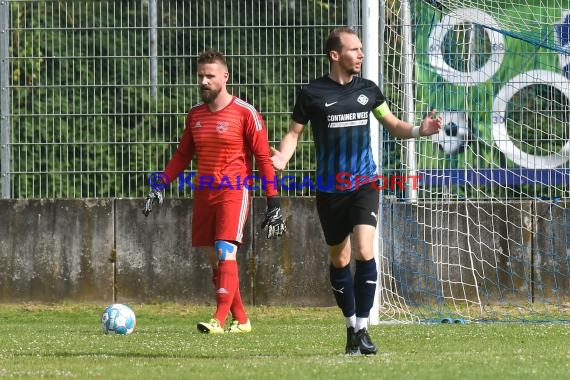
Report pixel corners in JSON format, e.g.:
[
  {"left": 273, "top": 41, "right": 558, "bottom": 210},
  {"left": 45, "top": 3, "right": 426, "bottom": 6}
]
[
  {"left": 142, "top": 189, "right": 164, "bottom": 217},
  {"left": 261, "top": 197, "right": 286, "bottom": 239}
]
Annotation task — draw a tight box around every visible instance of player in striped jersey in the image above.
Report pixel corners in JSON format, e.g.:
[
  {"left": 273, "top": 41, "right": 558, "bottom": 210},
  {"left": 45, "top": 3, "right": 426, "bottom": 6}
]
[
  {"left": 143, "top": 49, "right": 286, "bottom": 334},
  {"left": 271, "top": 28, "right": 442, "bottom": 354}
]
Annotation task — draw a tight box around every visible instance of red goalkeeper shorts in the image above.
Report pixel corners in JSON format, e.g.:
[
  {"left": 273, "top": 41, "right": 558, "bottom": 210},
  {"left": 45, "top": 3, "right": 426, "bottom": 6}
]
[{"left": 191, "top": 187, "right": 251, "bottom": 247}]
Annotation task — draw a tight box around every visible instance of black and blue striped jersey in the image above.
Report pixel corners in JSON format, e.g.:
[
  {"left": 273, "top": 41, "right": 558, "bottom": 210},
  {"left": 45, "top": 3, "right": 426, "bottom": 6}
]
[{"left": 292, "top": 75, "right": 387, "bottom": 193}]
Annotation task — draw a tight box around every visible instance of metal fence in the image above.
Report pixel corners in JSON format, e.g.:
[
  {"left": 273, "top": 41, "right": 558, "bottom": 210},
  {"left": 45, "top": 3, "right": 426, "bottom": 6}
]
[
  {"left": 1, "top": 0, "right": 354, "bottom": 199},
  {"left": 3, "top": 1, "right": 569, "bottom": 201}
]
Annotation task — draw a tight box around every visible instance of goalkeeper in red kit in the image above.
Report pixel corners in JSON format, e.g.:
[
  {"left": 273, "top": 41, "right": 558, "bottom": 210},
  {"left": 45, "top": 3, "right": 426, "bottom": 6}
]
[{"left": 143, "top": 49, "right": 286, "bottom": 333}]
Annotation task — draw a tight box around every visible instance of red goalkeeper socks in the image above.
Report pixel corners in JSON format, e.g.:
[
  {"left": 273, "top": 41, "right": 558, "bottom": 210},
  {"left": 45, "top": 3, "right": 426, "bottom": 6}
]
[
  {"left": 230, "top": 286, "right": 248, "bottom": 324},
  {"left": 213, "top": 260, "right": 239, "bottom": 327}
]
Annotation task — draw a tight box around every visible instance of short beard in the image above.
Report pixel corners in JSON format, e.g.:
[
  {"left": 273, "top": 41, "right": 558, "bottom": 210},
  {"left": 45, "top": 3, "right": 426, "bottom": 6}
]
[
  {"left": 200, "top": 87, "right": 221, "bottom": 104},
  {"left": 347, "top": 65, "right": 360, "bottom": 76},
  {"left": 339, "top": 62, "right": 360, "bottom": 77}
]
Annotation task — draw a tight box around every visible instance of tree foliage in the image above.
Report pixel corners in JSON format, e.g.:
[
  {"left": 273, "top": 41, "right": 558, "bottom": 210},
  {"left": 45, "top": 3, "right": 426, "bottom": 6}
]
[{"left": 8, "top": 0, "right": 342, "bottom": 198}]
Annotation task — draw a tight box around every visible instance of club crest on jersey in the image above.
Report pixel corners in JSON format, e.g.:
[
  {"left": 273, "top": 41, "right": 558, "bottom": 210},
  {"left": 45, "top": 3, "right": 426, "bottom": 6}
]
[
  {"left": 357, "top": 94, "right": 369, "bottom": 105},
  {"left": 216, "top": 121, "right": 228, "bottom": 133},
  {"left": 194, "top": 121, "right": 201, "bottom": 128}
]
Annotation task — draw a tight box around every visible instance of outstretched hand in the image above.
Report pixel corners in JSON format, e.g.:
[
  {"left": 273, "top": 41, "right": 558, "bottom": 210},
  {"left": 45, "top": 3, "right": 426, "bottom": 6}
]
[
  {"left": 420, "top": 109, "right": 443, "bottom": 136},
  {"left": 270, "top": 147, "right": 287, "bottom": 171}
]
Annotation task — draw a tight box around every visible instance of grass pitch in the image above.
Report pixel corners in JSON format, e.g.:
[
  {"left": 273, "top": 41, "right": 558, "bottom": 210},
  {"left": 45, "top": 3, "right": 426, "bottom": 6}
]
[{"left": 0, "top": 303, "right": 569, "bottom": 379}]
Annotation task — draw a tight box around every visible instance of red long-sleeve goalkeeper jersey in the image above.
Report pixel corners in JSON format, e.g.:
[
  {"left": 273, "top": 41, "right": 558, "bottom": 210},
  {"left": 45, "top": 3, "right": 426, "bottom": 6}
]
[{"left": 163, "top": 96, "right": 278, "bottom": 197}]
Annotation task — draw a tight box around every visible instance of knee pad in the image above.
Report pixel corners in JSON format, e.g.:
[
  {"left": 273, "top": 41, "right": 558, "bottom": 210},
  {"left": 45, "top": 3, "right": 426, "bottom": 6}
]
[{"left": 214, "top": 240, "right": 236, "bottom": 261}]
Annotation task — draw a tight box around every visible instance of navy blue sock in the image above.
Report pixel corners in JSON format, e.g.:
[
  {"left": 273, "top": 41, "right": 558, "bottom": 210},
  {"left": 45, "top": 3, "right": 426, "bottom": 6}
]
[
  {"left": 329, "top": 263, "right": 355, "bottom": 317},
  {"left": 354, "top": 259, "right": 377, "bottom": 318}
]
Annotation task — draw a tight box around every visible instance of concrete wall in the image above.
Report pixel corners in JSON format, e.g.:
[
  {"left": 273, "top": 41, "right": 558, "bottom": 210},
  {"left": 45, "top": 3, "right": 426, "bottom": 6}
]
[
  {"left": 382, "top": 199, "right": 570, "bottom": 304},
  {"left": 0, "top": 199, "right": 114, "bottom": 302},
  {"left": 0, "top": 198, "right": 568, "bottom": 305},
  {"left": 0, "top": 198, "right": 335, "bottom": 305},
  {"left": 112, "top": 197, "right": 333, "bottom": 306}
]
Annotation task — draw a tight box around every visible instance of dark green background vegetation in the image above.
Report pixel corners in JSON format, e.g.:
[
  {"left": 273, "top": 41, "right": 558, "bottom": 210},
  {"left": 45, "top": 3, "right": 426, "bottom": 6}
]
[{"left": 6, "top": 0, "right": 569, "bottom": 199}]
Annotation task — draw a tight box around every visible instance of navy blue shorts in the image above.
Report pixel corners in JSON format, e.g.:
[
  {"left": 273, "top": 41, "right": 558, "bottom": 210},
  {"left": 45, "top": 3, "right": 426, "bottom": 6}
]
[{"left": 315, "top": 182, "right": 379, "bottom": 246}]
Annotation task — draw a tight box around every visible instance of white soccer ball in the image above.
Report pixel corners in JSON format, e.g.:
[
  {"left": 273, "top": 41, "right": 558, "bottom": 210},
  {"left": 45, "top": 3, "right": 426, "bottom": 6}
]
[
  {"left": 431, "top": 110, "right": 470, "bottom": 155},
  {"left": 101, "top": 304, "right": 137, "bottom": 335}
]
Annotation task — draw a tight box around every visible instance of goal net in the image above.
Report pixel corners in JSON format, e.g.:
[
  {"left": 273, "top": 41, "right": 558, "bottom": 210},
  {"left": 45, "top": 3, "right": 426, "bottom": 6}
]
[{"left": 376, "top": 0, "right": 570, "bottom": 323}]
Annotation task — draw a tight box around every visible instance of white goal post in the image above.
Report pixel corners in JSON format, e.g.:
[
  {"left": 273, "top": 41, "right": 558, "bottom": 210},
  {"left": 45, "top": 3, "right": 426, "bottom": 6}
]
[{"left": 363, "top": 0, "right": 570, "bottom": 324}]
